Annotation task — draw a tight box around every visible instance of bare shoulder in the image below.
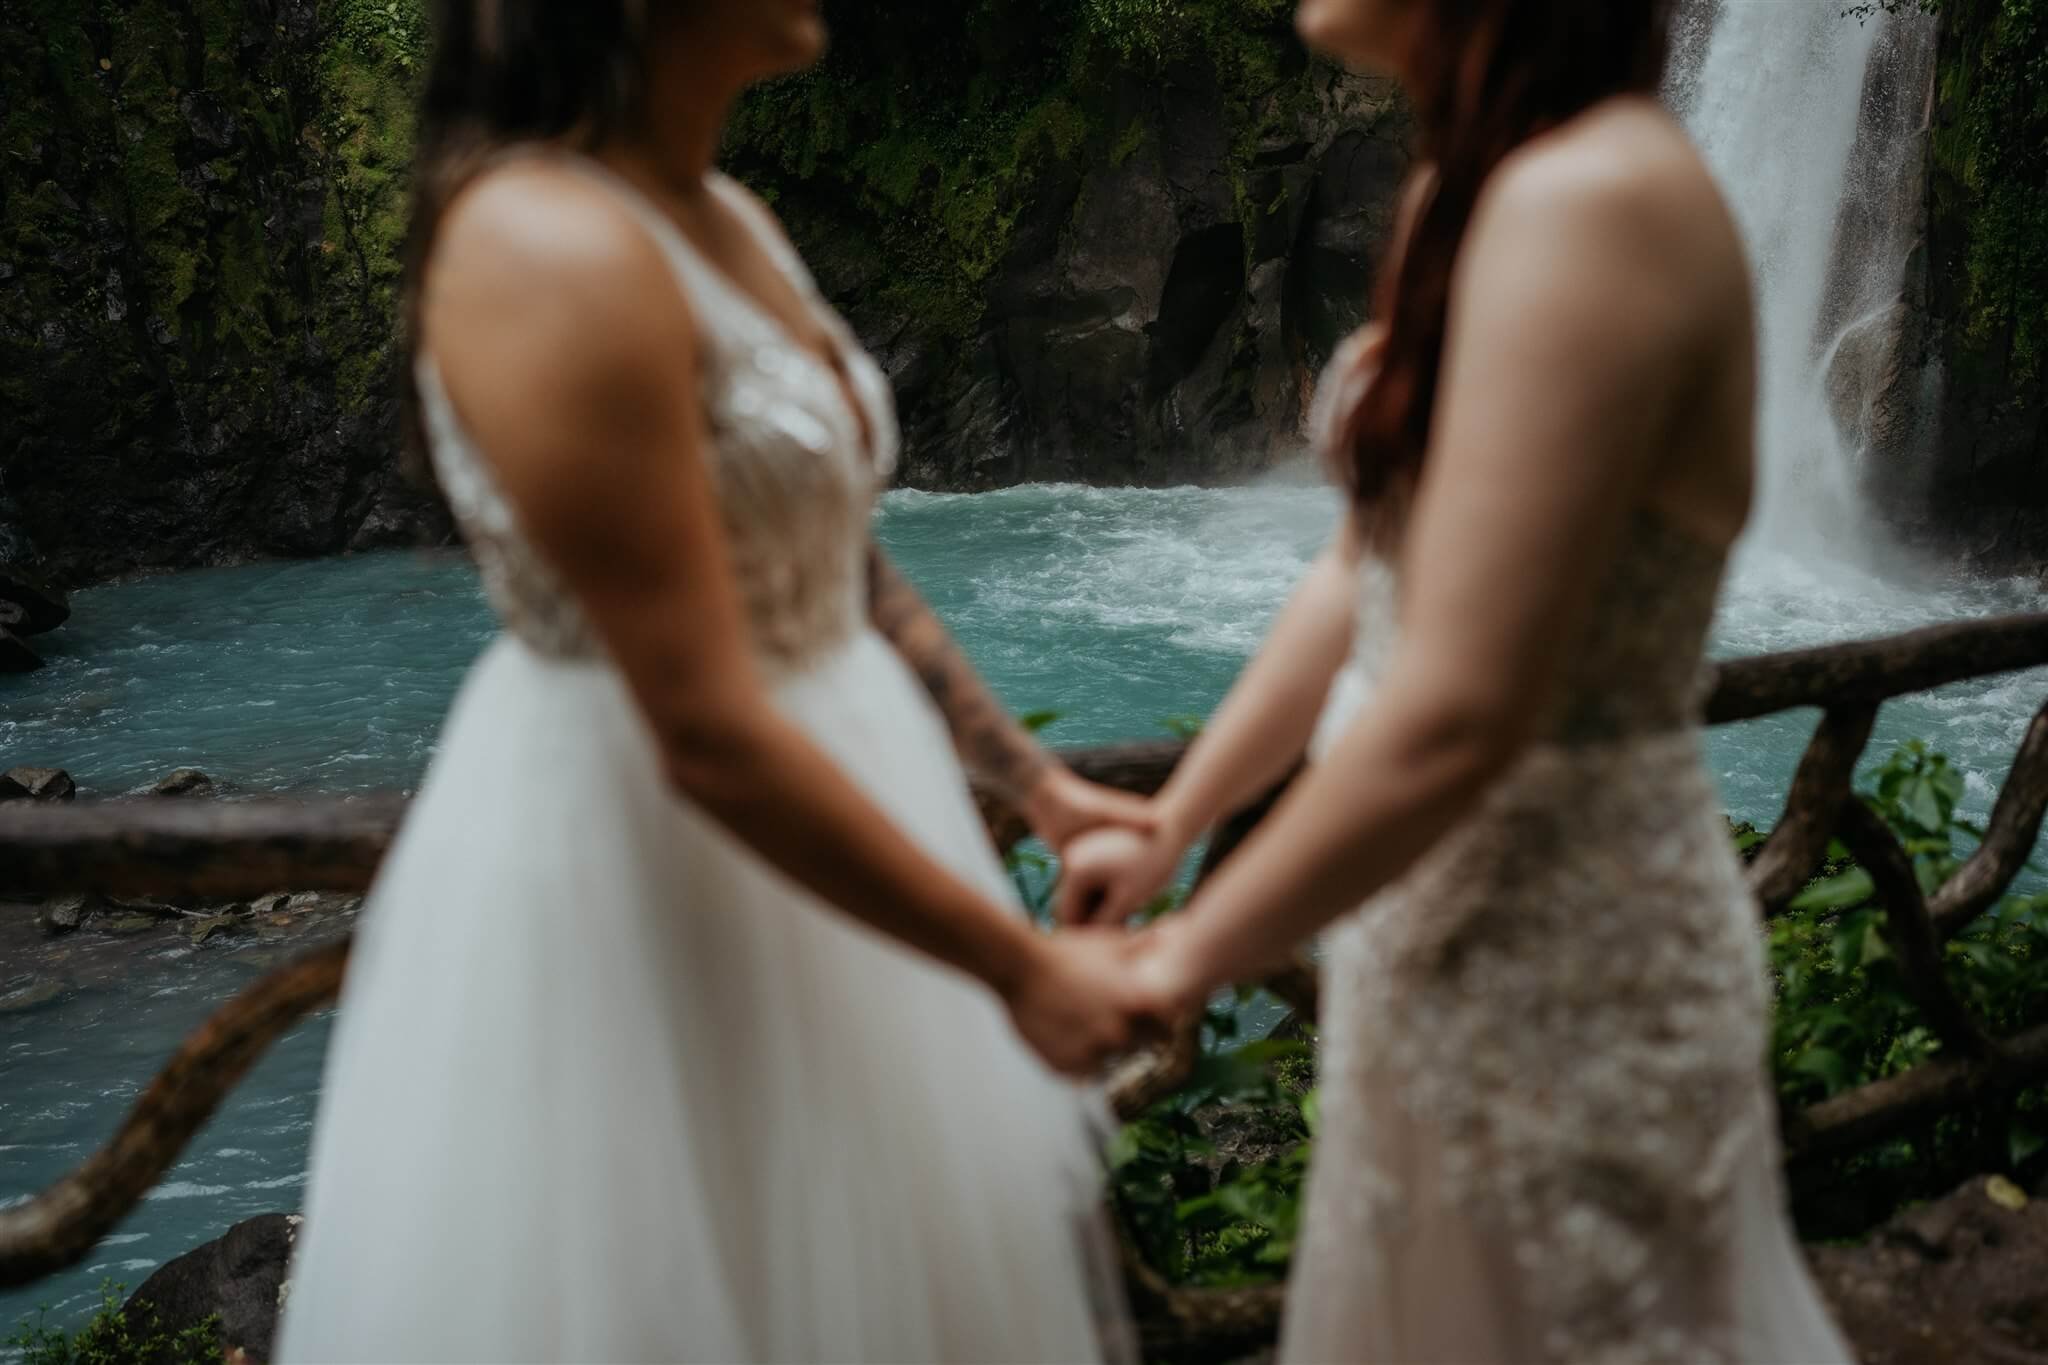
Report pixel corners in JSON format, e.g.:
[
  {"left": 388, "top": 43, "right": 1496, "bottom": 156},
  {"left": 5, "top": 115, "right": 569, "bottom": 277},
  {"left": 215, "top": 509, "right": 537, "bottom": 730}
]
[
  {"left": 1476, "top": 100, "right": 1745, "bottom": 302},
  {"left": 423, "top": 157, "right": 705, "bottom": 499},
  {"left": 426, "top": 158, "right": 693, "bottom": 367},
  {"left": 1451, "top": 99, "right": 1747, "bottom": 375}
]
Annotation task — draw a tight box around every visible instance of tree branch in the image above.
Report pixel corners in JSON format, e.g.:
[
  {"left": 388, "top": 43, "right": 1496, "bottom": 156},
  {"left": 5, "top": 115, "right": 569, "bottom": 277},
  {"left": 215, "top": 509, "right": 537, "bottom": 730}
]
[
  {"left": 1836, "top": 797, "right": 1997, "bottom": 1061},
  {"left": 0, "top": 940, "right": 349, "bottom": 1288},
  {"left": 1930, "top": 695, "right": 2048, "bottom": 938},
  {"left": 1749, "top": 706, "right": 1878, "bottom": 916}
]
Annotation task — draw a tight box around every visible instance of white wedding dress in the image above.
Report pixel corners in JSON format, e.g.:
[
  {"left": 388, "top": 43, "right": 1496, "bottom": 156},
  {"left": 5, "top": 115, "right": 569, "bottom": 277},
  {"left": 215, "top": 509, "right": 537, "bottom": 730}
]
[
  {"left": 1284, "top": 332, "right": 1854, "bottom": 1362},
  {"left": 277, "top": 158, "right": 1129, "bottom": 1364}
]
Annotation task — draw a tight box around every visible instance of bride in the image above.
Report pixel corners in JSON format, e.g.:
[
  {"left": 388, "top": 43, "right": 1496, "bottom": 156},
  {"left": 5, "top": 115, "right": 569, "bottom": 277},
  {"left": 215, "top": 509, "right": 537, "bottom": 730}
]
[
  {"left": 1064, "top": 0, "right": 1859, "bottom": 1360},
  {"left": 277, "top": 2, "right": 1152, "bottom": 1360}
]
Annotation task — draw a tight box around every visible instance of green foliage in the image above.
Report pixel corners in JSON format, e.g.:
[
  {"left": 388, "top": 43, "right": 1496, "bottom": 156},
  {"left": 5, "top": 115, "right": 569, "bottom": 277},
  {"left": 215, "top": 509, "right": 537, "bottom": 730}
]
[
  {"left": 7, "top": 1283, "right": 221, "bottom": 1365},
  {"left": 333, "top": 0, "right": 429, "bottom": 72},
  {"left": 1770, "top": 740, "right": 2048, "bottom": 1231},
  {"left": 1855, "top": 0, "right": 2048, "bottom": 381},
  {"left": 1109, "top": 1015, "right": 1315, "bottom": 1284},
  {"left": 1929, "top": 0, "right": 2048, "bottom": 383},
  {"left": 723, "top": 0, "right": 1308, "bottom": 338},
  {"left": 1079, "top": 0, "right": 1292, "bottom": 72},
  {"left": 1771, "top": 740, "right": 2048, "bottom": 1110}
]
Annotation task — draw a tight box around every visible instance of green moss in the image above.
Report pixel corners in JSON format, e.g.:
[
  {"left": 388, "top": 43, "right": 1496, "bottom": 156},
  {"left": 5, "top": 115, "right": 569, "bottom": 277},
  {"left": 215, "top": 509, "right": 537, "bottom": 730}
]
[
  {"left": 1922, "top": 0, "right": 2048, "bottom": 382},
  {"left": 724, "top": 0, "right": 1311, "bottom": 340}
]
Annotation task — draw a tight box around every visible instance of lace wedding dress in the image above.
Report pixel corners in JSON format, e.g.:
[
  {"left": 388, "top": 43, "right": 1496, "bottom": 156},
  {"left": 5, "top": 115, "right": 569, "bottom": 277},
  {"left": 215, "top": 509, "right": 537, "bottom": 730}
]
[
  {"left": 276, "top": 159, "right": 1128, "bottom": 1364},
  {"left": 1285, "top": 333, "right": 1855, "bottom": 1362}
]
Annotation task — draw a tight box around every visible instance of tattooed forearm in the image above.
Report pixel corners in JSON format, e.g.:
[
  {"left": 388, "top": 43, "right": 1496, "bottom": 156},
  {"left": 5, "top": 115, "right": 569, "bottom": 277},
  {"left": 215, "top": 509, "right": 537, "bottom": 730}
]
[{"left": 865, "top": 541, "right": 1052, "bottom": 806}]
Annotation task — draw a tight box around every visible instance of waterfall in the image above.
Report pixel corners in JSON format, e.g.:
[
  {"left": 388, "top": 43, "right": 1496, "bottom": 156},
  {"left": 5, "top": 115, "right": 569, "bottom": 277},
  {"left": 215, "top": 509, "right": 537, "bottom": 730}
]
[{"left": 1670, "top": 0, "right": 1936, "bottom": 572}]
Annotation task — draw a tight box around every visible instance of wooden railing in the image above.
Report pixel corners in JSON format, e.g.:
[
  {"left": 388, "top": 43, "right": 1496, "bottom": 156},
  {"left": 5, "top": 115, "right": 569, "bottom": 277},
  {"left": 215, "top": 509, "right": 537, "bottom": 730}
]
[{"left": 7, "top": 615, "right": 2048, "bottom": 1344}]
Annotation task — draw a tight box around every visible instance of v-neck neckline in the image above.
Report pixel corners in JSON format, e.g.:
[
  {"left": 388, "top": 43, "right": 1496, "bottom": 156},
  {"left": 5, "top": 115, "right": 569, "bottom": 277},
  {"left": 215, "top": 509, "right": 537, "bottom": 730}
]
[{"left": 573, "top": 157, "right": 880, "bottom": 468}]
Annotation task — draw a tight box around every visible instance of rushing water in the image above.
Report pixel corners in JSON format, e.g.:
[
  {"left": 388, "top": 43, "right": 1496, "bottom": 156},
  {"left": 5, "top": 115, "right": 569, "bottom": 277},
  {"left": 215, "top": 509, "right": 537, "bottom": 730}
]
[
  {"left": 1675, "top": 0, "right": 1937, "bottom": 563},
  {"left": 3, "top": 479, "right": 2045, "bottom": 1333}
]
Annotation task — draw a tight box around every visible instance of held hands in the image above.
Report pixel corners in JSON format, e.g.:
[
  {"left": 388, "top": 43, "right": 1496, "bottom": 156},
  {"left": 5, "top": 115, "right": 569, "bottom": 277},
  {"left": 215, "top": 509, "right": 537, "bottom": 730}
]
[
  {"left": 1054, "top": 821, "right": 1187, "bottom": 927},
  {"left": 1000, "top": 928, "right": 1180, "bottom": 1078},
  {"left": 1019, "top": 764, "right": 1156, "bottom": 854},
  {"left": 996, "top": 770, "right": 1216, "bottom": 1078},
  {"left": 997, "top": 796, "right": 1217, "bottom": 1077}
]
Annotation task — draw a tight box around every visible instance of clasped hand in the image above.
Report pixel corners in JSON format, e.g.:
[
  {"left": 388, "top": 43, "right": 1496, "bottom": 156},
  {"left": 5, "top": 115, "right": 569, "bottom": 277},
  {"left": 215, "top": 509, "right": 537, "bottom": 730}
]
[{"left": 1000, "top": 777, "right": 1210, "bottom": 1078}]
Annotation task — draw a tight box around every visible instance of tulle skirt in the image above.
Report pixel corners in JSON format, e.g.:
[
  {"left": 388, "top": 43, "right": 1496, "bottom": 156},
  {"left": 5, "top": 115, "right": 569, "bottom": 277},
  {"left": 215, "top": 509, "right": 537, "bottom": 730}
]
[{"left": 277, "top": 631, "right": 1129, "bottom": 1363}]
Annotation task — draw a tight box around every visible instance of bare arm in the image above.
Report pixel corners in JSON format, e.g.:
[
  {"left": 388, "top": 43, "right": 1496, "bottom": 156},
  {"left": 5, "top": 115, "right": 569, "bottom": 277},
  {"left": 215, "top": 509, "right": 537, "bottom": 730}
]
[
  {"left": 865, "top": 543, "right": 1050, "bottom": 808},
  {"left": 1145, "top": 147, "right": 1718, "bottom": 994},
  {"left": 1149, "top": 520, "right": 1364, "bottom": 845},
  {"left": 1054, "top": 529, "right": 1361, "bottom": 925},
  {"left": 424, "top": 165, "right": 1146, "bottom": 1072},
  {"left": 866, "top": 541, "right": 1153, "bottom": 848}
]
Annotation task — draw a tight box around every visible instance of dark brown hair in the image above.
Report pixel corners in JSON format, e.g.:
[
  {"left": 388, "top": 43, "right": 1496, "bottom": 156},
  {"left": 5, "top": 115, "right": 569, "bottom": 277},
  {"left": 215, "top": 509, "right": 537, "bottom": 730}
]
[{"left": 1345, "top": 0, "right": 1675, "bottom": 513}]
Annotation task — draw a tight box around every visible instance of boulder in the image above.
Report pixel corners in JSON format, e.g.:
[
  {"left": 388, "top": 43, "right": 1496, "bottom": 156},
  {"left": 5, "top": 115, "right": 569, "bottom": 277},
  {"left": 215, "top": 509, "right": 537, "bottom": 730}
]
[
  {"left": 0, "top": 766, "right": 75, "bottom": 800},
  {"left": 0, "top": 978, "right": 67, "bottom": 1013},
  {"left": 0, "top": 565, "right": 69, "bottom": 635},
  {"left": 125, "top": 1212, "right": 300, "bottom": 1364},
  {"left": 0, "top": 625, "right": 41, "bottom": 672},
  {"left": 153, "top": 768, "right": 218, "bottom": 798},
  {"left": 1809, "top": 1175, "right": 2048, "bottom": 1363},
  {"left": 37, "top": 892, "right": 105, "bottom": 935}
]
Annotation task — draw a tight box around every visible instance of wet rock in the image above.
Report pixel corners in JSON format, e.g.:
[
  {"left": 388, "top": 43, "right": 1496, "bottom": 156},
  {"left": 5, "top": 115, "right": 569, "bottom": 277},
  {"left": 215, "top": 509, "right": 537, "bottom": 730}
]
[
  {"left": 38, "top": 892, "right": 106, "bottom": 935},
  {"left": 0, "top": 977, "right": 67, "bottom": 1013},
  {"left": 0, "top": 565, "right": 69, "bottom": 634},
  {"left": 0, "top": 625, "right": 41, "bottom": 672},
  {"left": 1809, "top": 1174, "right": 2048, "bottom": 1363},
  {"left": 126, "top": 1212, "right": 300, "bottom": 1364},
  {"left": 153, "top": 768, "right": 218, "bottom": 798},
  {"left": 0, "top": 766, "right": 75, "bottom": 801},
  {"left": 102, "top": 913, "right": 163, "bottom": 936},
  {"left": 800, "top": 67, "right": 1410, "bottom": 492},
  {"left": 189, "top": 911, "right": 250, "bottom": 945}
]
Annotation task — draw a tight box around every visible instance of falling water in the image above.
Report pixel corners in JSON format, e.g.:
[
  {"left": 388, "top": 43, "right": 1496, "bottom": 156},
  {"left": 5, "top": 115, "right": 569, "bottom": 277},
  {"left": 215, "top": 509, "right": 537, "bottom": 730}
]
[{"left": 1671, "top": 0, "right": 1932, "bottom": 573}]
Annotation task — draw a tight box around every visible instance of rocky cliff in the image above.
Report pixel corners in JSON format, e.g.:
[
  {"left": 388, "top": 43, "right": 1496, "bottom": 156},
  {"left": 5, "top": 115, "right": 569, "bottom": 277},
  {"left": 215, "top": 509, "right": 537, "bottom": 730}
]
[
  {"left": 6, "top": 0, "right": 2038, "bottom": 584},
  {"left": 0, "top": 0, "right": 451, "bottom": 585},
  {"left": 727, "top": 11, "right": 1412, "bottom": 488},
  {"left": 1, "top": 0, "right": 1407, "bottom": 585},
  {"left": 1833, "top": 0, "right": 2048, "bottom": 569}
]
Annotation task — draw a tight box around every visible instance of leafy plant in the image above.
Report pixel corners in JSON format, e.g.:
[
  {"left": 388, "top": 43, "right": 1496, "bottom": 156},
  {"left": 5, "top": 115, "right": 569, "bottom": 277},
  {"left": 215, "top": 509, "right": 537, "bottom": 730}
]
[
  {"left": 1767, "top": 740, "right": 2048, "bottom": 1233},
  {"left": 334, "top": 0, "right": 428, "bottom": 72},
  {"left": 7, "top": 1283, "right": 221, "bottom": 1365},
  {"left": 1109, "top": 1016, "right": 1314, "bottom": 1285}
]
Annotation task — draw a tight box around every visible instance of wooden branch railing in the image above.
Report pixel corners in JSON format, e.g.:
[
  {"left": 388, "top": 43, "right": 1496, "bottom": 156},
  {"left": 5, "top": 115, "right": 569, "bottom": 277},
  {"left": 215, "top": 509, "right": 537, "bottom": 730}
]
[{"left": 9, "top": 613, "right": 2048, "bottom": 1309}]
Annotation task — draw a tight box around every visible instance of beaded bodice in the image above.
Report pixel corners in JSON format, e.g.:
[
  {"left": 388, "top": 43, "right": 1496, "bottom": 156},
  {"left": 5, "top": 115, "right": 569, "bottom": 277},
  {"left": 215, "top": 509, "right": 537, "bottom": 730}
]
[
  {"left": 1290, "top": 330, "right": 1787, "bottom": 1365},
  {"left": 418, "top": 161, "right": 898, "bottom": 669},
  {"left": 1306, "top": 328, "right": 1729, "bottom": 752}
]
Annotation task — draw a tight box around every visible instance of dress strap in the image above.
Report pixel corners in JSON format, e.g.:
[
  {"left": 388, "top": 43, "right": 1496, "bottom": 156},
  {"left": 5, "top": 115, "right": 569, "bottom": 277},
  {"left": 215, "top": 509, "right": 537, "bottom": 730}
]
[
  {"left": 546, "top": 154, "right": 731, "bottom": 318},
  {"left": 705, "top": 172, "right": 821, "bottom": 299}
]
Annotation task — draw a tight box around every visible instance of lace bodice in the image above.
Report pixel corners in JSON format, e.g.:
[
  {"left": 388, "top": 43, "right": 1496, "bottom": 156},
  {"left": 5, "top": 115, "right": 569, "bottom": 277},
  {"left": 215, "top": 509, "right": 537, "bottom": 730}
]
[
  {"left": 1283, "top": 334, "right": 1846, "bottom": 1364},
  {"left": 418, "top": 160, "right": 898, "bottom": 668},
  {"left": 1306, "top": 329, "right": 1727, "bottom": 754}
]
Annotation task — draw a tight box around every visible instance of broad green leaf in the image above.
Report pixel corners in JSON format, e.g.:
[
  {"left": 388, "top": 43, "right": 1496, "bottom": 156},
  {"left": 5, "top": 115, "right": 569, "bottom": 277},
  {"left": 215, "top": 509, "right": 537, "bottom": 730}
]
[{"left": 1793, "top": 868, "right": 1875, "bottom": 913}]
